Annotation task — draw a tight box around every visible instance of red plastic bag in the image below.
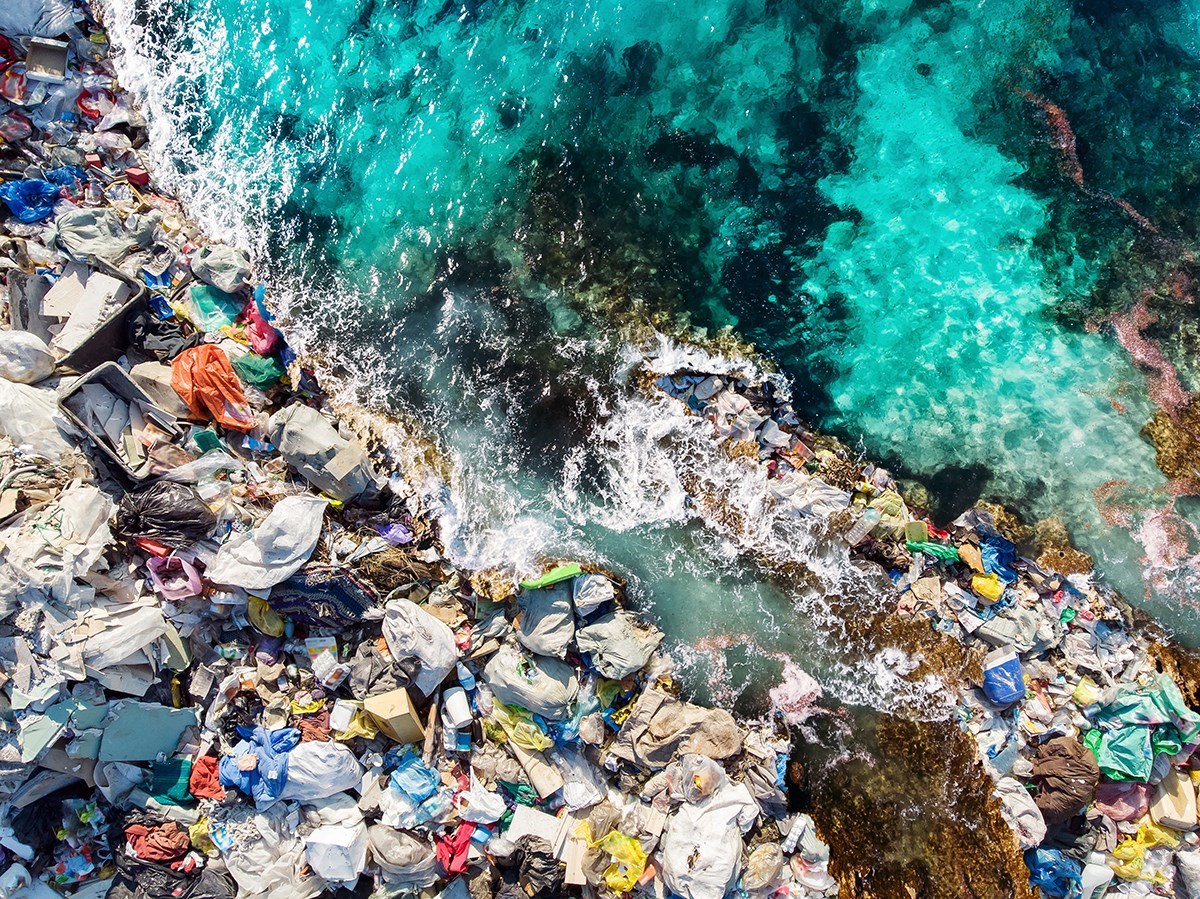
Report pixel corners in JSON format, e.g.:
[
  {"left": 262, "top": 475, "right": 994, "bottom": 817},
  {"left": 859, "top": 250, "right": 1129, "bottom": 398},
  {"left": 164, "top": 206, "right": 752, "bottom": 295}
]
[{"left": 171, "top": 344, "right": 257, "bottom": 432}]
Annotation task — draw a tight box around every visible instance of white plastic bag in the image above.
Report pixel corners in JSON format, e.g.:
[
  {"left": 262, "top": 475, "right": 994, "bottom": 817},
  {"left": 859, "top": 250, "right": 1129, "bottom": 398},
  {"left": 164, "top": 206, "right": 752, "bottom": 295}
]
[
  {"left": 281, "top": 741, "right": 363, "bottom": 801},
  {"left": 0, "top": 378, "right": 77, "bottom": 458},
  {"left": 381, "top": 597, "right": 458, "bottom": 697},
  {"left": 207, "top": 494, "right": 327, "bottom": 590},
  {"left": 455, "top": 773, "right": 506, "bottom": 823},
  {"left": 0, "top": 332, "right": 53, "bottom": 384}
]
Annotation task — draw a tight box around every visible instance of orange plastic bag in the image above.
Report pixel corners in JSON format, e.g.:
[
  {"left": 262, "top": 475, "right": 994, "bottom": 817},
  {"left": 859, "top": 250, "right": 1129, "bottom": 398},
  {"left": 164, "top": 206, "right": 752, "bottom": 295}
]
[{"left": 171, "top": 345, "right": 256, "bottom": 432}]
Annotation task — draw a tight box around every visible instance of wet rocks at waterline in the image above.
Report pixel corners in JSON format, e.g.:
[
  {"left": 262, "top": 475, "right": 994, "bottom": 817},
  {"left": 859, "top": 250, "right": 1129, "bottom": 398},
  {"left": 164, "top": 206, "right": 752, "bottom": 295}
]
[{"left": 1, "top": 1, "right": 1200, "bottom": 897}]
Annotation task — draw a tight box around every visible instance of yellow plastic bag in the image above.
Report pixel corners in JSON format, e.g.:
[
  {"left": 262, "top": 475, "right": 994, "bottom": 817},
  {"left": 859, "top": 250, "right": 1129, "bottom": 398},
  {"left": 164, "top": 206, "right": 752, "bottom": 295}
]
[
  {"left": 576, "top": 822, "right": 647, "bottom": 893},
  {"left": 1111, "top": 821, "right": 1181, "bottom": 881},
  {"left": 489, "top": 700, "right": 553, "bottom": 751},
  {"left": 1072, "top": 675, "right": 1101, "bottom": 707},
  {"left": 971, "top": 572, "right": 1005, "bottom": 604}
]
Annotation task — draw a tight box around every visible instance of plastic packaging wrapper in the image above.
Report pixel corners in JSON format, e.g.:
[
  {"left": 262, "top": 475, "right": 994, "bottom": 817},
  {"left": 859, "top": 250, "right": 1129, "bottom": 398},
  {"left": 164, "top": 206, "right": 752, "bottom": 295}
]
[
  {"left": 115, "top": 480, "right": 217, "bottom": 548},
  {"left": 171, "top": 344, "right": 257, "bottom": 432},
  {"left": 206, "top": 494, "right": 327, "bottom": 590},
  {"left": 1023, "top": 848, "right": 1080, "bottom": 899},
  {"left": 380, "top": 597, "right": 458, "bottom": 697}
]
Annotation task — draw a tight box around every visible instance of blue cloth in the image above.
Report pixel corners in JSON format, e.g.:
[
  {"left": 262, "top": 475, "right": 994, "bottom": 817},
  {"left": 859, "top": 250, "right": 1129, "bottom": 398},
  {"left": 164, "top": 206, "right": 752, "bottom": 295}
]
[
  {"left": 981, "top": 535, "right": 1018, "bottom": 584},
  {"left": 0, "top": 179, "right": 63, "bottom": 223},
  {"left": 1024, "top": 848, "right": 1080, "bottom": 898},
  {"left": 218, "top": 726, "right": 300, "bottom": 805}
]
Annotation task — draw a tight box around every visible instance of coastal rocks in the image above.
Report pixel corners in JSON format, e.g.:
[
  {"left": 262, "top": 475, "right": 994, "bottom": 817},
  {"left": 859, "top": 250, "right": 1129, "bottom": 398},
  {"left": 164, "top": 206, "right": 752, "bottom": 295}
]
[
  {"left": 1142, "top": 397, "right": 1200, "bottom": 483},
  {"left": 1033, "top": 516, "right": 1095, "bottom": 576}
]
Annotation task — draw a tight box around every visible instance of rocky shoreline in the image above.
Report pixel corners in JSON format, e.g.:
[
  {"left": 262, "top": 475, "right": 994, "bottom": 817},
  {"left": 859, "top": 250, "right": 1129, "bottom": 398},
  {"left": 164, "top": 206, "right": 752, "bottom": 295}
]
[{"left": 2, "top": 2, "right": 1200, "bottom": 899}]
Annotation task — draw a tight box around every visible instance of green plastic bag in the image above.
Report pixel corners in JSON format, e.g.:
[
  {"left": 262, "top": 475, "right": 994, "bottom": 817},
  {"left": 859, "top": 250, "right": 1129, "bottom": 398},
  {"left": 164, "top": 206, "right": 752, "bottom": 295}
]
[
  {"left": 185, "top": 283, "right": 242, "bottom": 332},
  {"left": 1086, "top": 726, "right": 1153, "bottom": 781},
  {"left": 232, "top": 352, "right": 285, "bottom": 388},
  {"left": 906, "top": 541, "right": 960, "bottom": 562}
]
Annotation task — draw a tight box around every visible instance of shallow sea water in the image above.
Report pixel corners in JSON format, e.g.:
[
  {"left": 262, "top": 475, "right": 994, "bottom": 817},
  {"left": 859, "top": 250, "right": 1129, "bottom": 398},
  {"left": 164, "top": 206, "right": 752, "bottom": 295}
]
[{"left": 100, "top": 0, "right": 1200, "bottom": 887}]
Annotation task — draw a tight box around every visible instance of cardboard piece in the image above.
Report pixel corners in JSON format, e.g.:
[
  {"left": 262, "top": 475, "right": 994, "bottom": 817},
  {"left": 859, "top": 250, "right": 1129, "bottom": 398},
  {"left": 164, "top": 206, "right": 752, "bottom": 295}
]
[{"left": 363, "top": 689, "right": 425, "bottom": 745}]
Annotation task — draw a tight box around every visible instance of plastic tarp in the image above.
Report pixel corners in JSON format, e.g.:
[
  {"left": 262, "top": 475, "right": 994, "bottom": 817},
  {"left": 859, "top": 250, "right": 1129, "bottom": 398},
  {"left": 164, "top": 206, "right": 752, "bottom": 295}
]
[
  {"left": 206, "top": 494, "right": 327, "bottom": 590},
  {"left": 380, "top": 597, "right": 458, "bottom": 697},
  {"left": 516, "top": 582, "right": 574, "bottom": 659},
  {"left": 50, "top": 208, "right": 136, "bottom": 263},
  {"left": 269, "top": 403, "right": 376, "bottom": 502},
  {"left": 171, "top": 344, "right": 257, "bottom": 432},
  {"left": 483, "top": 643, "right": 579, "bottom": 721},
  {"left": 0, "top": 331, "right": 53, "bottom": 384},
  {"left": 279, "top": 741, "right": 363, "bottom": 801},
  {"left": 0, "top": 377, "right": 77, "bottom": 458},
  {"left": 191, "top": 244, "right": 251, "bottom": 294},
  {"left": 575, "top": 610, "right": 664, "bottom": 679},
  {"left": 660, "top": 778, "right": 758, "bottom": 899},
  {"left": 0, "top": 0, "right": 79, "bottom": 37}
]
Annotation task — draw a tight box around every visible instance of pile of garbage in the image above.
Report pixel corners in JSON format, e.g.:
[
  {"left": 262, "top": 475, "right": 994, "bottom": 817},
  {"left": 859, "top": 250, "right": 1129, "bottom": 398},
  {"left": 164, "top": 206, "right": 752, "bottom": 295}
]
[
  {"left": 0, "top": 5, "right": 843, "bottom": 898},
  {"left": 655, "top": 369, "right": 1200, "bottom": 898}
]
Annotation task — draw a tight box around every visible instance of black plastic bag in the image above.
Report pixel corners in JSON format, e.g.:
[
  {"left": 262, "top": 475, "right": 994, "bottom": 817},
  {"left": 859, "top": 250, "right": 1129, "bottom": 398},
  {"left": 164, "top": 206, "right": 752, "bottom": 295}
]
[{"left": 116, "top": 480, "right": 216, "bottom": 547}]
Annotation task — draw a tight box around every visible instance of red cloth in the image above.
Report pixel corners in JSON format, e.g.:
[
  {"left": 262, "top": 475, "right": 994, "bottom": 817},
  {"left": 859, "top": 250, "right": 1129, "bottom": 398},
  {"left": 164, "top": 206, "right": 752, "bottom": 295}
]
[
  {"left": 188, "top": 754, "right": 226, "bottom": 800},
  {"left": 171, "top": 344, "right": 256, "bottom": 432},
  {"left": 436, "top": 823, "right": 475, "bottom": 876},
  {"left": 126, "top": 821, "right": 190, "bottom": 867}
]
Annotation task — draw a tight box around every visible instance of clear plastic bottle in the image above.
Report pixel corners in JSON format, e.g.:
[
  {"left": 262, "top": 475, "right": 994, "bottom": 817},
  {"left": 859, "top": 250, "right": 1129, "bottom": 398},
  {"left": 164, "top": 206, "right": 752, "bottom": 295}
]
[
  {"left": 845, "top": 507, "right": 882, "bottom": 546},
  {"left": 1079, "top": 851, "right": 1113, "bottom": 899}
]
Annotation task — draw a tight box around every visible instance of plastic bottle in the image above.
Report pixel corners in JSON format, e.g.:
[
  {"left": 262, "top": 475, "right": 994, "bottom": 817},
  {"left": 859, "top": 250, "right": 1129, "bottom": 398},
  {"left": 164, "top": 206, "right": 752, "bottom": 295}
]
[
  {"left": 845, "top": 507, "right": 882, "bottom": 546},
  {"left": 1079, "top": 852, "right": 1113, "bottom": 899},
  {"left": 456, "top": 661, "right": 476, "bottom": 691},
  {"left": 781, "top": 815, "right": 809, "bottom": 854}
]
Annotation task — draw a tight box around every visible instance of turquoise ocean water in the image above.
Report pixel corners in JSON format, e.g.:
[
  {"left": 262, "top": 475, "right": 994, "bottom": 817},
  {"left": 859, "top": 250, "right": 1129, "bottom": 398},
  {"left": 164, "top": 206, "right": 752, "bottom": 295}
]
[{"left": 103, "top": 0, "right": 1200, "bottom": 696}]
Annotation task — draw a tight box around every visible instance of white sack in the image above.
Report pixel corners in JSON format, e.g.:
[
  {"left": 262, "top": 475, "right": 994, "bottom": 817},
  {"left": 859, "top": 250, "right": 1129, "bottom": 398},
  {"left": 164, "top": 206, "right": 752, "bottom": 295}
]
[
  {"left": 0, "top": 378, "right": 77, "bottom": 458},
  {"left": 281, "top": 741, "right": 363, "bottom": 801},
  {"left": 0, "top": 332, "right": 54, "bottom": 384},
  {"left": 207, "top": 494, "right": 327, "bottom": 590},
  {"left": 381, "top": 597, "right": 458, "bottom": 698},
  {"left": 660, "top": 779, "right": 759, "bottom": 899}
]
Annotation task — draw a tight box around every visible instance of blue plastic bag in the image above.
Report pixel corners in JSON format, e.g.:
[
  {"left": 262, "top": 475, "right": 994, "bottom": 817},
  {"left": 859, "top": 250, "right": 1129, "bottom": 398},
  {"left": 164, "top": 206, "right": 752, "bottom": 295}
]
[
  {"left": 0, "top": 179, "right": 63, "bottom": 223},
  {"left": 1025, "top": 847, "right": 1081, "bottom": 898},
  {"left": 389, "top": 750, "right": 440, "bottom": 802}
]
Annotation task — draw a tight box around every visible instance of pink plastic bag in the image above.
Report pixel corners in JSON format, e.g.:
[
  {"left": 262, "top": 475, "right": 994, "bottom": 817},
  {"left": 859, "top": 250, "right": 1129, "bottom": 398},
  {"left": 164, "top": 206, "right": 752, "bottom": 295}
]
[
  {"left": 146, "top": 555, "right": 203, "bottom": 601},
  {"left": 1093, "top": 781, "right": 1151, "bottom": 822}
]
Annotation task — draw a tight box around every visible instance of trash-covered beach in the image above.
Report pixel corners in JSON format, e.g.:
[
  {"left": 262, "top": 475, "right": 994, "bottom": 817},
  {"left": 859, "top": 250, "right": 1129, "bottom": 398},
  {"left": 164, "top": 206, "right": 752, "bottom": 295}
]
[{"left": 3, "top": 1, "right": 1200, "bottom": 898}]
